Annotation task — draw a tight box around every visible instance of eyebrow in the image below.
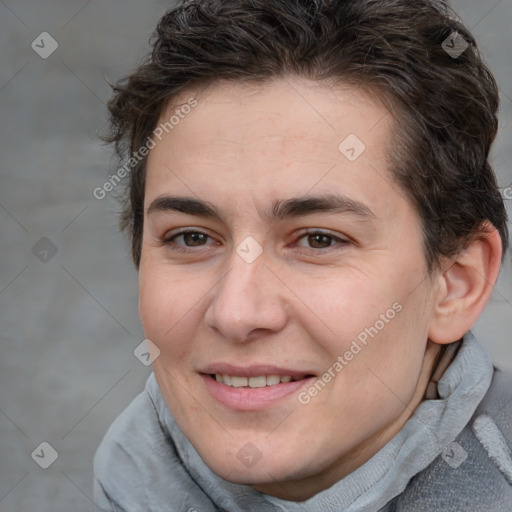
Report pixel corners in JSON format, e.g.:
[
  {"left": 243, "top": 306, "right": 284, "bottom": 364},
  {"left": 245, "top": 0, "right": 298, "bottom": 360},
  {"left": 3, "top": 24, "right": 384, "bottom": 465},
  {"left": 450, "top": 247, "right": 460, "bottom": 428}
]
[{"left": 146, "top": 194, "right": 376, "bottom": 222}]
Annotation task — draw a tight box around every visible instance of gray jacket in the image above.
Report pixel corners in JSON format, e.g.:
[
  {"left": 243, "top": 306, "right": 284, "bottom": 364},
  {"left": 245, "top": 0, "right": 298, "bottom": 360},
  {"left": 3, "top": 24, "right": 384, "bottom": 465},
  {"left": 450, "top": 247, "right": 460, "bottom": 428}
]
[{"left": 94, "top": 333, "right": 512, "bottom": 511}]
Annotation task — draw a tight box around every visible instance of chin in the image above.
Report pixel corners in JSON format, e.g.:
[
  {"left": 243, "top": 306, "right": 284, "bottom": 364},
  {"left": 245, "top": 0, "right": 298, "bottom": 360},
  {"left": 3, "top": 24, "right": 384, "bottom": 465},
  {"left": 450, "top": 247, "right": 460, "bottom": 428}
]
[
  {"left": 198, "top": 442, "right": 314, "bottom": 486},
  {"left": 221, "top": 467, "right": 275, "bottom": 486}
]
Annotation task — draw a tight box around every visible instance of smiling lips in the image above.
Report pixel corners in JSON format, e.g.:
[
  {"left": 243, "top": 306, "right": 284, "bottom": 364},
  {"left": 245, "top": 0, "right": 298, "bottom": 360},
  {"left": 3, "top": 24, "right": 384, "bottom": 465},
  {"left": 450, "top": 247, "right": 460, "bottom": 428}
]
[
  {"left": 201, "top": 364, "right": 313, "bottom": 386},
  {"left": 200, "top": 365, "right": 315, "bottom": 410},
  {"left": 213, "top": 374, "right": 296, "bottom": 387}
]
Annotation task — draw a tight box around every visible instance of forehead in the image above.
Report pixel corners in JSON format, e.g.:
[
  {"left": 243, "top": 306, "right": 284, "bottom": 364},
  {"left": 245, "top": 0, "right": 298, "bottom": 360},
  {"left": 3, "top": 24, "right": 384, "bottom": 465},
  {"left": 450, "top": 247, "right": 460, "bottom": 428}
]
[
  {"left": 154, "top": 77, "right": 391, "bottom": 157},
  {"left": 145, "top": 76, "right": 409, "bottom": 222}
]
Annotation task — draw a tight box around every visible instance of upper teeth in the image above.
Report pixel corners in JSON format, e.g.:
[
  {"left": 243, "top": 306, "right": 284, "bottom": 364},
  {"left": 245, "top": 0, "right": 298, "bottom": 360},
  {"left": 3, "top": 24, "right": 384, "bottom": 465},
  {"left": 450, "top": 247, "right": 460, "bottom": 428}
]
[{"left": 215, "top": 374, "right": 293, "bottom": 388}]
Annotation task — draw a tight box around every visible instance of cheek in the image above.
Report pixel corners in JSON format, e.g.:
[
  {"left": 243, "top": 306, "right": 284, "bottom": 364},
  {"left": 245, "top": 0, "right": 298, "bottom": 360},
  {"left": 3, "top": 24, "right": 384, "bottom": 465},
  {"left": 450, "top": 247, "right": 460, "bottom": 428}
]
[
  {"left": 289, "top": 267, "right": 397, "bottom": 354},
  {"left": 301, "top": 266, "right": 429, "bottom": 394},
  {"left": 138, "top": 260, "right": 204, "bottom": 359},
  {"left": 333, "top": 288, "right": 430, "bottom": 420}
]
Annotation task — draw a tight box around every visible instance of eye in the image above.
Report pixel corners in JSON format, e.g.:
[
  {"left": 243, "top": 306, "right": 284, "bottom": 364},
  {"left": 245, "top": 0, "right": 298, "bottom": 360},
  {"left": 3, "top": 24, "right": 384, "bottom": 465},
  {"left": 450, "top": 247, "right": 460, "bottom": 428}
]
[
  {"left": 163, "top": 230, "right": 217, "bottom": 251},
  {"left": 295, "top": 230, "right": 350, "bottom": 251},
  {"left": 162, "top": 228, "right": 350, "bottom": 254}
]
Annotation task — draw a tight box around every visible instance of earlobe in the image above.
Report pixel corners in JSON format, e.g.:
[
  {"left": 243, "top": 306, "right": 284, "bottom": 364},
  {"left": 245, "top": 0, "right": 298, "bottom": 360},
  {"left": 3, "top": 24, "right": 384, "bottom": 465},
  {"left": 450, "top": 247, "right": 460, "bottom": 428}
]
[{"left": 428, "top": 224, "right": 503, "bottom": 344}]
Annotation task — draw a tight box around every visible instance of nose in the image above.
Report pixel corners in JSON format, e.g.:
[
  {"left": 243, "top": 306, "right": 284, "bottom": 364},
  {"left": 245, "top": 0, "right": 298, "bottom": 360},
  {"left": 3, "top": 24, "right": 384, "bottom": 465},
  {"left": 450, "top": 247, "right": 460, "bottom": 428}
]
[{"left": 204, "top": 243, "right": 288, "bottom": 343}]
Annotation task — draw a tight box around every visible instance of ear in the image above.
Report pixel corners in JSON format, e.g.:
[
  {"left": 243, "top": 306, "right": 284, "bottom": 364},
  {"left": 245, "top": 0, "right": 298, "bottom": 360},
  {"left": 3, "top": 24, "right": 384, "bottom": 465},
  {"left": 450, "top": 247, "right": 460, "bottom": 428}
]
[{"left": 428, "top": 223, "right": 503, "bottom": 344}]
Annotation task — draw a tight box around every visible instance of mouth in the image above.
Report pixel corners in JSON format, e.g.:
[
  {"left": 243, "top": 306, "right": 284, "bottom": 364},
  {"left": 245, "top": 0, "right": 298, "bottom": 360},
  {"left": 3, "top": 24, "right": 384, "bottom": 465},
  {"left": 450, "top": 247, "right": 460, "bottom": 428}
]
[
  {"left": 200, "top": 365, "right": 315, "bottom": 410},
  {"left": 209, "top": 373, "right": 308, "bottom": 388}
]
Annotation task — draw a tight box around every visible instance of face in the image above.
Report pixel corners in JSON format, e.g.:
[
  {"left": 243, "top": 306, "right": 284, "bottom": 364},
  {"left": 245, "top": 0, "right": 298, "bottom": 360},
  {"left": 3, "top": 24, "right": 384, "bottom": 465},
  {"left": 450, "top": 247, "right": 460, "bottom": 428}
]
[{"left": 139, "top": 77, "right": 441, "bottom": 500}]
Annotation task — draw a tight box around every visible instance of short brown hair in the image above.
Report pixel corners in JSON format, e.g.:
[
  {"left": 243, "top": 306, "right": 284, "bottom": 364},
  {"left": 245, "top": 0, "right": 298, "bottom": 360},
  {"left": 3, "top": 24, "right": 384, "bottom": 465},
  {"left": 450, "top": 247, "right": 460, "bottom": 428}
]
[{"left": 105, "top": 0, "right": 509, "bottom": 270}]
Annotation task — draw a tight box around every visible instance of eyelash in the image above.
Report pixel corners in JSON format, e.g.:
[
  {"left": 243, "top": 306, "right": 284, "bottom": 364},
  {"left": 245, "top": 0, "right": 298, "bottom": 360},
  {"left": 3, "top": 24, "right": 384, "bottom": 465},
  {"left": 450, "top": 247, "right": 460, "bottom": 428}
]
[{"left": 163, "top": 229, "right": 350, "bottom": 254}]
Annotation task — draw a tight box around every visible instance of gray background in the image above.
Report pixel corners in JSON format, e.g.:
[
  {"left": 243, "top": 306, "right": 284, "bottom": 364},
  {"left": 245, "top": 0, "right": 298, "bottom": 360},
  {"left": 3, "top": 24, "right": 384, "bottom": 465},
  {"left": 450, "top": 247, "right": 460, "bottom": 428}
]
[{"left": 0, "top": 0, "right": 511, "bottom": 510}]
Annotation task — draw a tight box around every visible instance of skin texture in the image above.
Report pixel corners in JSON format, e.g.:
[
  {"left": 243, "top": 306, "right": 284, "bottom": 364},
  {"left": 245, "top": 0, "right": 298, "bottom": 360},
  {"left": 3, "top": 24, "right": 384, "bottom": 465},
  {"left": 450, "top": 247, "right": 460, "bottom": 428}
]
[{"left": 138, "top": 76, "right": 502, "bottom": 501}]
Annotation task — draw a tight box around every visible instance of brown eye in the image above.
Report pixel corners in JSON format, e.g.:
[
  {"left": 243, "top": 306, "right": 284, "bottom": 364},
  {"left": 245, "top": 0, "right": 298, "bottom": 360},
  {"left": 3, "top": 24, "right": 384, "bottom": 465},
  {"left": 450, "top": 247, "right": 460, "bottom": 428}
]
[
  {"left": 164, "top": 230, "right": 216, "bottom": 251},
  {"left": 179, "top": 232, "right": 208, "bottom": 246},
  {"left": 307, "top": 233, "right": 335, "bottom": 249},
  {"left": 295, "top": 230, "right": 350, "bottom": 251}
]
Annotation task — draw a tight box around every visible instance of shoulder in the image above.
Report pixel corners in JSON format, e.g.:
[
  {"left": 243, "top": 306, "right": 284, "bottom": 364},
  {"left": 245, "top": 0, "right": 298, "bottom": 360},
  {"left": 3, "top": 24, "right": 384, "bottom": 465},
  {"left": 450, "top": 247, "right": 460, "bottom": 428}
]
[
  {"left": 93, "top": 375, "right": 212, "bottom": 512},
  {"left": 474, "top": 367, "right": 512, "bottom": 443},
  {"left": 93, "top": 384, "right": 165, "bottom": 511},
  {"left": 390, "top": 368, "right": 512, "bottom": 512},
  {"left": 470, "top": 367, "right": 512, "bottom": 488}
]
